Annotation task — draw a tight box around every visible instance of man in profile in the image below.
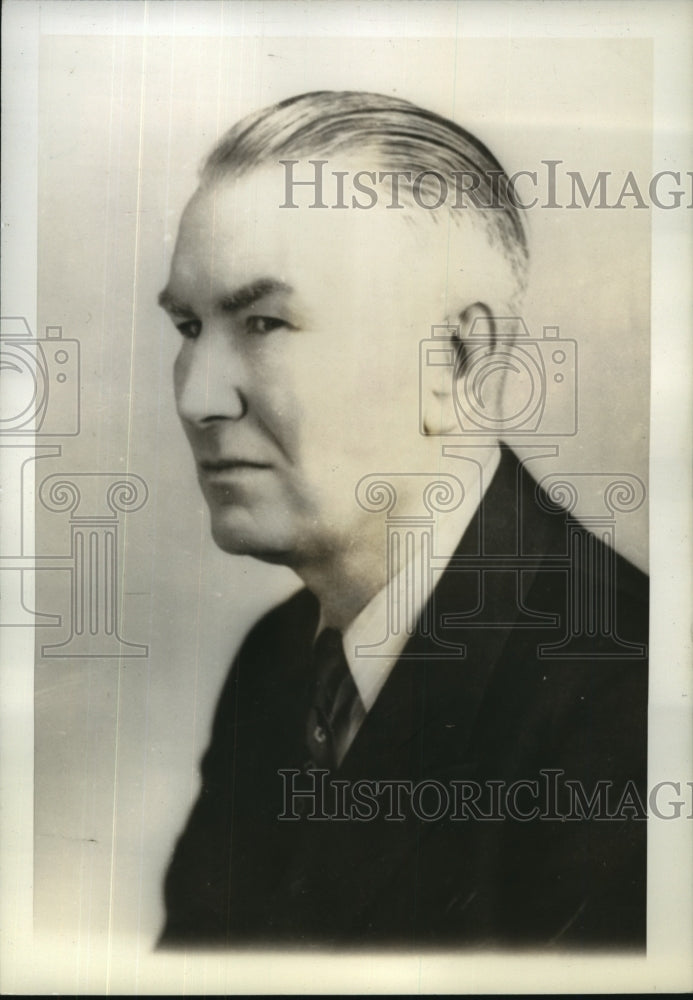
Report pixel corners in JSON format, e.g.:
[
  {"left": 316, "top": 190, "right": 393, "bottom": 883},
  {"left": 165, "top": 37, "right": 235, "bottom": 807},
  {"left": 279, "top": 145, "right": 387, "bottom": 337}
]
[{"left": 157, "top": 91, "right": 647, "bottom": 949}]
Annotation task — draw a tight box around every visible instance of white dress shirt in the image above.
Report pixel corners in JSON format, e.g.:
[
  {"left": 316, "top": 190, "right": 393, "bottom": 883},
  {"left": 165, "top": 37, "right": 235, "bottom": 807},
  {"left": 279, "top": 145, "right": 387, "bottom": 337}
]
[{"left": 316, "top": 446, "right": 501, "bottom": 764}]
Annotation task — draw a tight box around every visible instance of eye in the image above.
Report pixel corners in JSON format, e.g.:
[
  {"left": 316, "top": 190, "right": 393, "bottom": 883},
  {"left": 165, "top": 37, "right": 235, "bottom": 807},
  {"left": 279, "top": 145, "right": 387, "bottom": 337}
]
[
  {"left": 245, "top": 315, "right": 290, "bottom": 335},
  {"left": 175, "top": 319, "right": 201, "bottom": 340}
]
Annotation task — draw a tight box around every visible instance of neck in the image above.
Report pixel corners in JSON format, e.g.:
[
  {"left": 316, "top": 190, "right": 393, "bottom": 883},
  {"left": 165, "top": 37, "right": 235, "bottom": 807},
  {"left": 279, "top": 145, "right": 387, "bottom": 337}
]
[
  {"left": 294, "top": 544, "right": 390, "bottom": 632},
  {"left": 293, "top": 443, "right": 501, "bottom": 631}
]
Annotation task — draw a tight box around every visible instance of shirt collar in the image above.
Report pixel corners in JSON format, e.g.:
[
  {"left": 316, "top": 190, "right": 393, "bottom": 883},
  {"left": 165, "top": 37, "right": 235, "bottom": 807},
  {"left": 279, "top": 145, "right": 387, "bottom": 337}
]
[{"left": 339, "top": 445, "right": 502, "bottom": 711}]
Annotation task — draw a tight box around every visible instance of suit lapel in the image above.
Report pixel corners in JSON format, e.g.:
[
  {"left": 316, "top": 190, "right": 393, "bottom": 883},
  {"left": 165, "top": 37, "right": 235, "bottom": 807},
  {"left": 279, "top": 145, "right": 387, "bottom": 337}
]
[
  {"left": 342, "top": 445, "right": 553, "bottom": 777},
  {"left": 266, "top": 448, "right": 563, "bottom": 935},
  {"left": 270, "top": 448, "right": 559, "bottom": 932}
]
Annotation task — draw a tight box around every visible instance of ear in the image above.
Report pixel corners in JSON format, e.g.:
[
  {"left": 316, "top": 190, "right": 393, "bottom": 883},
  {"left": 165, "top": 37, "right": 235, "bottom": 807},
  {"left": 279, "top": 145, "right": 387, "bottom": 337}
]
[{"left": 421, "top": 302, "right": 496, "bottom": 436}]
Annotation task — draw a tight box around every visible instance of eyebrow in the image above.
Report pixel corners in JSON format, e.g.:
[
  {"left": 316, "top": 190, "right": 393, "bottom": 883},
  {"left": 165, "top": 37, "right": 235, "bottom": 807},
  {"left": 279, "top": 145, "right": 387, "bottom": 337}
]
[{"left": 157, "top": 278, "right": 292, "bottom": 316}]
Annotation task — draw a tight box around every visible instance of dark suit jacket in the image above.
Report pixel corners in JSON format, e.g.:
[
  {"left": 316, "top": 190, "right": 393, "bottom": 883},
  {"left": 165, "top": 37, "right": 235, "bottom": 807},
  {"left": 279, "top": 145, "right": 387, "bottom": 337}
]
[{"left": 160, "top": 446, "right": 648, "bottom": 950}]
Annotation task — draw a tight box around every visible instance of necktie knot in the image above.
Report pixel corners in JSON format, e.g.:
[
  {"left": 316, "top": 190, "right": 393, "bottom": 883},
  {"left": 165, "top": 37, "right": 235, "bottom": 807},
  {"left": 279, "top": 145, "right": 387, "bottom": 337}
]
[
  {"left": 311, "top": 627, "right": 349, "bottom": 720},
  {"left": 305, "top": 627, "right": 361, "bottom": 770}
]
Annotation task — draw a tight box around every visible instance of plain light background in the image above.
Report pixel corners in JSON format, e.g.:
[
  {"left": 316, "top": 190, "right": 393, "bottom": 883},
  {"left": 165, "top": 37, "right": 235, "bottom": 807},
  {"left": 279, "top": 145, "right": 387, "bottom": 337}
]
[
  {"left": 33, "top": 31, "right": 653, "bottom": 958},
  {"left": 7, "top": 0, "right": 688, "bottom": 987},
  {"left": 0, "top": 1, "right": 688, "bottom": 996}
]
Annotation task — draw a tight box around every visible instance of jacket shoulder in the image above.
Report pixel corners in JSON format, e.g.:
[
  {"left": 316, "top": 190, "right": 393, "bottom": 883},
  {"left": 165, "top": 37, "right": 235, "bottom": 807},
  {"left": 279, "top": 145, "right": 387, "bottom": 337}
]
[
  {"left": 202, "top": 586, "right": 317, "bottom": 759},
  {"left": 236, "top": 586, "right": 319, "bottom": 662}
]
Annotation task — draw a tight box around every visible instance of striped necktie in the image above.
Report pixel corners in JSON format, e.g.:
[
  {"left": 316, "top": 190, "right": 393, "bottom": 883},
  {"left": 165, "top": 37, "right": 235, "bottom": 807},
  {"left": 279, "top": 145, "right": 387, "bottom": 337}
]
[{"left": 305, "top": 627, "right": 361, "bottom": 771}]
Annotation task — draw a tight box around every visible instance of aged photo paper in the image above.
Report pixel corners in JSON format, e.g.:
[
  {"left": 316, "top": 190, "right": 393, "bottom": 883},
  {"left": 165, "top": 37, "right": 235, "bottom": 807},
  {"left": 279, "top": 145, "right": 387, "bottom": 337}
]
[{"left": 1, "top": 0, "right": 691, "bottom": 993}]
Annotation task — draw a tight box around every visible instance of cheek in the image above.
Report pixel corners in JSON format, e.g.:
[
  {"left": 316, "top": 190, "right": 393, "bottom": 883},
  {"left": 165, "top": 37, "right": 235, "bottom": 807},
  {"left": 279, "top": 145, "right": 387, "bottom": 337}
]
[{"left": 172, "top": 348, "right": 187, "bottom": 403}]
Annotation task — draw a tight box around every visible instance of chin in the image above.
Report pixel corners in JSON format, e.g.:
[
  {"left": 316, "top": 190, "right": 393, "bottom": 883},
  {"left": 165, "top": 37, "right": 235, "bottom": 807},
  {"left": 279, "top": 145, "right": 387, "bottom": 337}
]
[{"left": 209, "top": 514, "right": 295, "bottom": 565}]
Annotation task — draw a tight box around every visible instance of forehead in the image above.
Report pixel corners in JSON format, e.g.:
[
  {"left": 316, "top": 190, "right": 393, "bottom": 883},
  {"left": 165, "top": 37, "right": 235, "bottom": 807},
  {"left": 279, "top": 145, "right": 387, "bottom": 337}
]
[{"left": 170, "top": 165, "right": 471, "bottom": 303}]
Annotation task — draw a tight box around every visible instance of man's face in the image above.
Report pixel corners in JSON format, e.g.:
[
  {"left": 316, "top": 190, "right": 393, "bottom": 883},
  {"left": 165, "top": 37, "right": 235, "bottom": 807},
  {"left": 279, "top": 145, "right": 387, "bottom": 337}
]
[{"left": 162, "top": 165, "right": 459, "bottom": 570}]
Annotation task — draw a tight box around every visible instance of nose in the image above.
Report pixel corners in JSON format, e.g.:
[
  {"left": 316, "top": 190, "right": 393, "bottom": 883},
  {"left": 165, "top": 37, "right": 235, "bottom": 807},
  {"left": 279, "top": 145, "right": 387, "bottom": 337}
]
[{"left": 174, "top": 327, "right": 247, "bottom": 425}]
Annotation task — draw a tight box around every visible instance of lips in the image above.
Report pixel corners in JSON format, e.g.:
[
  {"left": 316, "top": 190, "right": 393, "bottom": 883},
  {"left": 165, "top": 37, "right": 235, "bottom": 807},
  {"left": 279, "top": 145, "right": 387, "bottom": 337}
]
[{"left": 198, "top": 458, "right": 271, "bottom": 473}]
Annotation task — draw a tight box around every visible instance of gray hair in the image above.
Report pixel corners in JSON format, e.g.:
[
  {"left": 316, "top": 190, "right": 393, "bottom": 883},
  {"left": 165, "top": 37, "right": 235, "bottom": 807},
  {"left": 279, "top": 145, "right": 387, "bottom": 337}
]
[{"left": 200, "top": 90, "right": 529, "bottom": 307}]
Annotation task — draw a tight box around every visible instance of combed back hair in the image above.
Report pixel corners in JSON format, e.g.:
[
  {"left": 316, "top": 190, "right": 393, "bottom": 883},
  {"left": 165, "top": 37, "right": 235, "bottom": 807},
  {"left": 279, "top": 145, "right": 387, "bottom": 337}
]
[{"left": 200, "top": 90, "right": 530, "bottom": 310}]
